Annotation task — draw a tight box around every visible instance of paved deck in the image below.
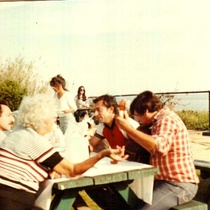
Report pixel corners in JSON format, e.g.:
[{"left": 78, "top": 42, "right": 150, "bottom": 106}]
[{"left": 189, "top": 130, "right": 210, "bottom": 161}]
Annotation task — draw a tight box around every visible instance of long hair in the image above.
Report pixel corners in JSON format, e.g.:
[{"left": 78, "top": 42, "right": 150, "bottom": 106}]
[
  {"left": 50, "top": 75, "right": 68, "bottom": 91},
  {"left": 77, "top": 86, "right": 87, "bottom": 101}
]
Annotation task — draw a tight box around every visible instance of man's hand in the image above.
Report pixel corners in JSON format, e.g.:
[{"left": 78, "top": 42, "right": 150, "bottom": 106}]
[
  {"left": 115, "top": 111, "right": 132, "bottom": 131},
  {"left": 108, "top": 146, "right": 129, "bottom": 163}
]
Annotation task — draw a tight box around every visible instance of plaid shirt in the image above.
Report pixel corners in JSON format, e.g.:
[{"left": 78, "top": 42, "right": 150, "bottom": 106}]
[{"left": 151, "top": 107, "right": 199, "bottom": 184}]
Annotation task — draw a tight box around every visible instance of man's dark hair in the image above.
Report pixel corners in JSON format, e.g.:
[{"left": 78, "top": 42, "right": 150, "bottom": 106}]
[
  {"left": 93, "top": 94, "right": 118, "bottom": 114},
  {"left": 130, "top": 91, "right": 163, "bottom": 115},
  {"left": 0, "top": 100, "right": 9, "bottom": 116}
]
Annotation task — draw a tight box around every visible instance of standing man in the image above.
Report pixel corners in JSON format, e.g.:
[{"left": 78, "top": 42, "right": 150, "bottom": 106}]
[
  {"left": 0, "top": 100, "right": 15, "bottom": 143},
  {"left": 89, "top": 94, "right": 139, "bottom": 151},
  {"left": 116, "top": 90, "right": 199, "bottom": 210}
]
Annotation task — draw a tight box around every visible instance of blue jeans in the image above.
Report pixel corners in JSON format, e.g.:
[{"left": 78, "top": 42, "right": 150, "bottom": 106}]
[
  {"left": 74, "top": 110, "right": 86, "bottom": 122},
  {"left": 59, "top": 115, "right": 75, "bottom": 134},
  {"left": 137, "top": 180, "right": 198, "bottom": 210}
]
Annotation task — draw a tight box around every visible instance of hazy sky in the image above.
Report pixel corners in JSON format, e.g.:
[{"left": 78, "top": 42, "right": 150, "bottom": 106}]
[{"left": 0, "top": 0, "right": 210, "bottom": 96}]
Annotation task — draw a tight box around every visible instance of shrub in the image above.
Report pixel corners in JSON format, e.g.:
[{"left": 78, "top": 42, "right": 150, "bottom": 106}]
[
  {"left": 0, "top": 80, "right": 27, "bottom": 111},
  {"left": 0, "top": 57, "right": 50, "bottom": 96},
  {"left": 0, "top": 57, "right": 51, "bottom": 110},
  {"left": 176, "top": 110, "right": 209, "bottom": 130}
]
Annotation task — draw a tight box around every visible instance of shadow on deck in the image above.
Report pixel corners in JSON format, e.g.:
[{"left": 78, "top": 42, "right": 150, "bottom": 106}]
[{"left": 194, "top": 173, "right": 210, "bottom": 209}]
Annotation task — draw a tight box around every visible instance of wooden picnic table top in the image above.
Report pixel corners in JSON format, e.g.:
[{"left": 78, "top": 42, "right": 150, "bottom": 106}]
[{"left": 50, "top": 158, "right": 159, "bottom": 210}]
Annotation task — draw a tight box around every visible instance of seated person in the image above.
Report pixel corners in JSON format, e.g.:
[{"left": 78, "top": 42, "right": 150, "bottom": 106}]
[
  {"left": 89, "top": 95, "right": 150, "bottom": 163},
  {"left": 0, "top": 99, "right": 15, "bottom": 143},
  {"left": 89, "top": 94, "right": 139, "bottom": 149},
  {"left": 74, "top": 86, "right": 90, "bottom": 122},
  {"left": 87, "top": 95, "right": 150, "bottom": 210},
  {"left": 0, "top": 94, "right": 127, "bottom": 210},
  {"left": 115, "top": 90, "right": 199, "bottom": 209}
]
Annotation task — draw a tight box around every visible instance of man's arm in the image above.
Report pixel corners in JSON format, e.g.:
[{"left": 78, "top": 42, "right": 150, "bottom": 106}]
[
  {"left": 123, "top": 126, "right": 155, "bottom": 153},
  {"left": 116, "top": 115, "right": 155, "bottom": 153}
]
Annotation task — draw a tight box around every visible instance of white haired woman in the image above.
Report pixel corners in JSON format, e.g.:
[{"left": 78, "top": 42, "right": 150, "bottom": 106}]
[{"left": 0, "top": 94, "right": 127, "bottom": 210}]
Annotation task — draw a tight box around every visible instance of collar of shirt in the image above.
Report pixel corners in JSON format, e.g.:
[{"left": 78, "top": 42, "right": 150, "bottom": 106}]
[
  {"left": 104, "top": 119, "right": 115, "bottom": 130},
  {"left": 153, "top": 106, "right": 170, "bottom": 124}
]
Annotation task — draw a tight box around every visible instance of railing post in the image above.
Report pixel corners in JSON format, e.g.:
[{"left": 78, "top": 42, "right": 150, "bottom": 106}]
[
  {"left": 202, "top": 91, "right": 210, "bottom": 136},
  {"left": 209, "top": 91, "right": 210, "bottom": 130}
]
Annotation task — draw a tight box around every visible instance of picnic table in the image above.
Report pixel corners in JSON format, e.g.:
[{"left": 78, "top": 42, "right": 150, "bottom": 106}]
[{"left": 35, "top": 157, "right": 159, "bottom": 210}]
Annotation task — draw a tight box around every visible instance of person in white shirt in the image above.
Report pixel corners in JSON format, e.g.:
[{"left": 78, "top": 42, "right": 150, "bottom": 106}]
[
  {"left": 0, "top": 100, "right": 15, "bottom": 143},
  {"left": 50, "top": 74, "right": 77, "bottom": 134}
]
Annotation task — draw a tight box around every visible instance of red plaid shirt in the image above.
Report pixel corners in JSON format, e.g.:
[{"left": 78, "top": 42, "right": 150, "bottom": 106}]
[{"left": 151, "top": 107, "right": 199, "bottom": 184}]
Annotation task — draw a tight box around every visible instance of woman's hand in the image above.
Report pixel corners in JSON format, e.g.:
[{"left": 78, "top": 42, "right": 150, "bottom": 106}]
[
  {"left": 102, "top": 146, "right": 128, "bottom": 163},
  {"left": 63, "top": 109, "right": 69, "bottom": 114},
  {"left": 63, "top": 109, "right": 74, "bottom": 114},
  {"left": 110, "top": 146, "right": 129, "bottom": 163},
  {"left": 49, "top": 170, "right": 62, "bottom": 179}
]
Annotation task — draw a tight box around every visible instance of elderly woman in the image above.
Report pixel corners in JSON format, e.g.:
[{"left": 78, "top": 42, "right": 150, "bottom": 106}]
[{"left": 0, "top": 94, "right": 127, "bottom": 210}]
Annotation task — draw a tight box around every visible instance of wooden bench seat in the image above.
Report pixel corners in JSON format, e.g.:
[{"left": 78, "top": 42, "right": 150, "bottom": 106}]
[
  {"left": 171, "top": 200, "right": 207, "bottom": 210},
  {"left": 194, "top": 160, "right": 210, "bottom": 173}
]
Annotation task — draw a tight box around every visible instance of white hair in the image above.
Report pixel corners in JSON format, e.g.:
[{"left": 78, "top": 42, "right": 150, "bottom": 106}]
[{"left": 17, "top": 94, "right": 57, "bottom": 132}]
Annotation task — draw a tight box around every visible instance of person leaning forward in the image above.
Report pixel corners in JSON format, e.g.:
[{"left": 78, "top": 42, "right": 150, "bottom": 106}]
[
  {"left": 89, "top": 94, "right": 150, "bottom": 163},
  {"left": 115, "top": 90, "right": 199, "bottom": 210}
]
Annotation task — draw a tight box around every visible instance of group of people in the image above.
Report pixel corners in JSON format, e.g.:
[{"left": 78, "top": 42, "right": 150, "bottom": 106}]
[
  {"left": 87, "top": 92, "right": 199, "bottom": 210},
  {"left": 0, "top": 91, "right": 127, "bottom": 210},
  {"left": 50, "top": 75, "right": 90, "bottom": 133},
  {"left": 0, "top": 74, "right": 199, "bottom": 210}
]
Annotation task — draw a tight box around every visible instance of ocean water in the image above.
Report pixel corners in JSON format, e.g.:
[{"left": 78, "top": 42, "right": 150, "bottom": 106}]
[
  {"left": 172, "top": 94, "right": 208, "bottom": 111},
  {"left": 114, "top": 93, "right": 209, "bottom": 112},
  {"left": 89, "top": 93, "right": 209, "bottom": 111}
]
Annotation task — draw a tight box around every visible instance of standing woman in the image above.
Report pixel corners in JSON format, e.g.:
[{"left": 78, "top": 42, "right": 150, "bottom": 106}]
[
  {"left": 74, "top": 86, "right": 90, "bottom": 122},
  {"left": 50, "top": 75, "right": 77, "bottom": 134}
]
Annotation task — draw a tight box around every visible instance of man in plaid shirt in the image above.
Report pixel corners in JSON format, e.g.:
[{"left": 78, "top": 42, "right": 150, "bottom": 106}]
[{"left": 116, "top": 90, "right": 199, "bottom": 210}]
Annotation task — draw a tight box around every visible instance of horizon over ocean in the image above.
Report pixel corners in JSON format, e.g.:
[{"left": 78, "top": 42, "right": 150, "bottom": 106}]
[
  {"left": 114, "top": 93, "right": 209, "bottom": 111},
  {"left": 173, "top": 94, "right": 208, "bottom": 111},
  {"left": 89, "top": 92, "right": 209, "bottom": 111}
]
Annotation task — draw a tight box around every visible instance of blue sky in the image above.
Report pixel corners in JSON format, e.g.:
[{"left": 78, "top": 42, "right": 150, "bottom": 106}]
[{"left": 0, "top": 0, "right": 210, "bottom": 96}]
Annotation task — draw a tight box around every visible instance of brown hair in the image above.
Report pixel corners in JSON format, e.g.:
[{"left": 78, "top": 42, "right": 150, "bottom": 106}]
[
  {"left": 77, "top": 86, "right": 87, "bottom": 101},
  {"left": 130, "top": 90, "right": 163, "bottom": 115},
  {"left": 93, "top": 94, "right": 118, "bottom": 114},
  {"left": 50, "top": 75, "right": 68, "bottom": 91}
]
